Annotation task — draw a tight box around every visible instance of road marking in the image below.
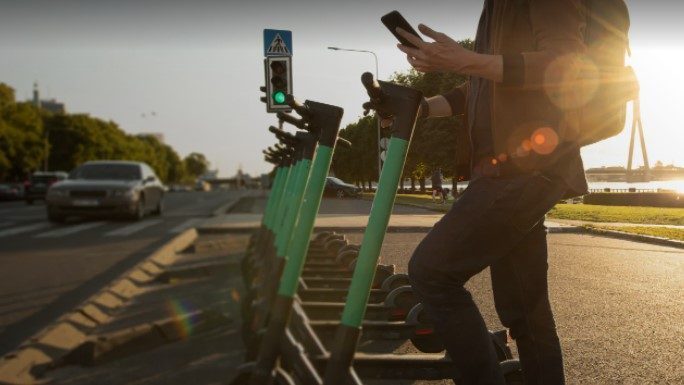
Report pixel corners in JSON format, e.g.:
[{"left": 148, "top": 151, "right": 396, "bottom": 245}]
[
  {"left": 169, "top": 218, "right": 203, "bottom": 233},
  {"left": 35, "top": 222, "right": 105, "bottom": 238},
  {"left": 104, "top": 220, "right": 163, "bottom": 237},
  {"left": 0, "top": 222, "right": 51, "bottom": 238}
]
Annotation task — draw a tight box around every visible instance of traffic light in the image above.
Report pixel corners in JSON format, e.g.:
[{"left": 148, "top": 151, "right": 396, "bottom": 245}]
[{"left": 264, "top": 56, "right": 292, "bottom": 113}]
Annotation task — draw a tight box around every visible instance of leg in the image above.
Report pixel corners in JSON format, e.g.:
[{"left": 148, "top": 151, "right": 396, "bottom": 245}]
[
  {"left": 409, "top": 174, "right": 567, "bottom": 385},
  {"left": 491, "top": 223, "right": 565, "bottom": 385}
]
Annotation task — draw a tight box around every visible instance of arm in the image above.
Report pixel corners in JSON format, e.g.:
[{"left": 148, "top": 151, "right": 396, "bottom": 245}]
[
  {"left": 502, "top": 0, "right": 587, "bottom": 89},
  {"left": 397, "top": 0, "right": 586, "bottom": 89}
]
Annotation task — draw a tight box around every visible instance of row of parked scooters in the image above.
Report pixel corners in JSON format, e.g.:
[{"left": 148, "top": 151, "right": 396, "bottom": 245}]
[{"left": 230, "top": 73, "right": 524, "bottom": 384}]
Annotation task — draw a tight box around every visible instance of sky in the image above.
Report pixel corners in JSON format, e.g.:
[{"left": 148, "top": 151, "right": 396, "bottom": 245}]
[{"left": 1, "top": 0, "right": 683, "bottom": 177}]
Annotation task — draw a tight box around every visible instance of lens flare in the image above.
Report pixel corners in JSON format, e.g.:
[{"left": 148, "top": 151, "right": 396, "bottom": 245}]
[
  {"left": 530, "top": 127, "right": 559, "bottom": 155},
  {"left": 166, "top": 299, "right": 199, "bottom": 338}
]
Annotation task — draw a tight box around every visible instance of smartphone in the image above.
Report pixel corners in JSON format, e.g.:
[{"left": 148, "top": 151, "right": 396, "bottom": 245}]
[{"left": 381, "top": 10, "right": 423, "bottom": 49}]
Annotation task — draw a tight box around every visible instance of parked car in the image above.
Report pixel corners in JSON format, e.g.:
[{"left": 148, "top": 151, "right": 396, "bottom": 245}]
[
  {"left": 24, "top": 171, "right": 68, "bottom": 204},
  {"left": 45, "top": 161, "right": 165, "bottom": 222},
  {"left": 195, "top": 180, "right": 211, "bottom": 192},
  {"left": 0, "top": 183, "right": 23, "bottom": 201},
  {"left": 324, "top": 177, "right": 362, "bottom": 198}
]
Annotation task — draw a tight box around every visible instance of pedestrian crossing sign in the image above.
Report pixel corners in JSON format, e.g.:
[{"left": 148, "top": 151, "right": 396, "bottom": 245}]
[{"left": 264, "top": 29, "right": 292, "bottom": 56}]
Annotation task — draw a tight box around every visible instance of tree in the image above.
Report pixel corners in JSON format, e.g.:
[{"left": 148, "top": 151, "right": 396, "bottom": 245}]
[
  {"left": 332, "top": 40, "right": 473, "bottom": 189},
  {"left": 0, "top": 83, "right": 15, "bottom": 109},
  {"left": 184, "top": 152, "right": 210, "bottom": 180}
]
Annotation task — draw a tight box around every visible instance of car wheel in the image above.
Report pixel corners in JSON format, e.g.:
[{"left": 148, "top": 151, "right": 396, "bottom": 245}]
[
  {"left": 130, "top": 198, "right": 145, "bottom": 221},
  {"left": 336, "top": 189, "right": 345, "bottom": 199},
  {"left": 26, "top": 199, "right": 34, "bottom": 205},
  {"left": 152, "top": 198, "right": 164, "bottom": 216},
  {"left": 47, "top": 207, "right": 65, "bottom": 223}
]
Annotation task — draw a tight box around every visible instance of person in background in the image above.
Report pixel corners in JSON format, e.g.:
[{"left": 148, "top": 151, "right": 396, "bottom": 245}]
[{"left": 431, "top": 167, "right": 444, "bottom": 203}]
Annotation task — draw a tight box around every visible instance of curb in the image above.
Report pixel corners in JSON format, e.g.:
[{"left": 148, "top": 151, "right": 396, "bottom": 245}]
[
  {"left": 574, "top": 226, "right": 684, "bottom": 249},
  {"left": 62, "top": 308, "right": 231, "bottom": 367},
  {"left": 0, "top": 229, "right": 199, "bottom": 385},
  {"left": 211, "top": 192, "right": 250, "bottom": 217}
]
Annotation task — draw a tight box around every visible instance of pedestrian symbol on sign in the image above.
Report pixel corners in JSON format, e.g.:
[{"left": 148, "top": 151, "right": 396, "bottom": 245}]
[{"left": 267, "top": 33, "right": 290, "bottom": 55}]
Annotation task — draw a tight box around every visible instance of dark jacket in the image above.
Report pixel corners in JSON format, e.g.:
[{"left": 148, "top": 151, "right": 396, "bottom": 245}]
[{"left": 444, "top": 0, "right": 589, "bottom": 197}]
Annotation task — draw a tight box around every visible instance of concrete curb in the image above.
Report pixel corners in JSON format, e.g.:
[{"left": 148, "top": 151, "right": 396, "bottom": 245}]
[
  {"left": 62, "top": 308, "right": 231, "bottom": 367},
  {"left": 210, "top": 192, "right": 248, "bottom": 217},
  {"left": 0, "top": 229, "right": 199, "bottom": 385},
  {"left": 573, "top": 226, "right": 684, "bottom": 249}
]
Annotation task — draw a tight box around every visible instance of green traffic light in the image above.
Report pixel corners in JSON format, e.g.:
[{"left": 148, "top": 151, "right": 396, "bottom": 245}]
[{"left": 273, "top": 91, "right": 286, "bottom": 104}]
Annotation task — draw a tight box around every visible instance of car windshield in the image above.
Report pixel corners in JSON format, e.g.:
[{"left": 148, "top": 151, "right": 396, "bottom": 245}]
[
  {"left": 328, "top": 177, "right": 345, "bottom": 185},
  {"left": 70, "top": 164, "right": 141, "bottom": 181}
]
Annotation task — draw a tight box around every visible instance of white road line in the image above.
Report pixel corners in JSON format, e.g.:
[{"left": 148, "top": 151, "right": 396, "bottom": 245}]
[
  {"left": 169, "top": 218, "right": 203, "bottom": 233},
  {"left": 105, "top": 220, "right": 162, "bottom": 237},
  {"left": 0, "top": 222, "right": 52, "bottom": 238},
  {"left": 35, "top": 222, "right": 105, "bottom": 238}
]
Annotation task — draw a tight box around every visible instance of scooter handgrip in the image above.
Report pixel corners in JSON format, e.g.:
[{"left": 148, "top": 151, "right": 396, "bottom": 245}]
[
  {"left": 336, "top": 137, "right": 352, "bottom": 148},
  {"left": 361, "top": 72, "right": 382, "bottom": 99}
]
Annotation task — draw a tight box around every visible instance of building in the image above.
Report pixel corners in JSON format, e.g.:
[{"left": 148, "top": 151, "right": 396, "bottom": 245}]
[{"left": 31, "top": 82, "right": 65, "bottom": 114}]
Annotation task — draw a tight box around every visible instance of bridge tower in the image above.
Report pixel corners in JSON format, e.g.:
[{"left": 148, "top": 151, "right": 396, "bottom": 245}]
[{"left": 626, "top": 99, "right": 650, "bottom": 182}]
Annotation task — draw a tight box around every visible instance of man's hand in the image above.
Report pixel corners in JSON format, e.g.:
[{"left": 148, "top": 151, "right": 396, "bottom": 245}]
[{"left": 397, "top": 24, "right": 503, "bottom": 82}]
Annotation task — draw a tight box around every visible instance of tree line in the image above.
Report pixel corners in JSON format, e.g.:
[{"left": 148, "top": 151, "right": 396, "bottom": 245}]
[
  {"left": 0, "top": 83, "right": 208, "bottom": 183},
  {"left": 331, "top": 40, "right": 473, "bottom": 191}
]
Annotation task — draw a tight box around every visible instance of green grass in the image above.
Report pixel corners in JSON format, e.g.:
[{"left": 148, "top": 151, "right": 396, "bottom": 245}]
[
  {"left": 585, "top": 225, "right": 684, "bottom": 242},
  {"left": 364, "top": 193, "right": 684, "bottom": 226},
  {"left": 548, "top": 204, "right": 684, "bottom": 226}
]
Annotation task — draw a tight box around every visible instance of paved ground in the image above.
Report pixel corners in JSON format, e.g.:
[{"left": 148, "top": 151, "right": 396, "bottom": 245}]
[
  {"left": 5, "top": 195, "right": 682, "bottom": 384},
  {"left": 346, "top": 232, "right": 684, "bottom": 384},
  {"left": 0, "top": 190, "right": 240, "bottom": 355}
]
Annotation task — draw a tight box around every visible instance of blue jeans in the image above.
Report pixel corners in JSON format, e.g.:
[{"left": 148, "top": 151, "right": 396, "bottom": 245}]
[{"left": 408, "top": 173, "right": 567, "bottom": 385}]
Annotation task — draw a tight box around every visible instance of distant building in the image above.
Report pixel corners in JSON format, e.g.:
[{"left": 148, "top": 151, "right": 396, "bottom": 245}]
[{"left": 31, "top": 82, "right": 65, "bottom": 114}]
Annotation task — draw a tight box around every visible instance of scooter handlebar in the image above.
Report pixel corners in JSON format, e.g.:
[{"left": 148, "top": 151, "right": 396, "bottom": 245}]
[
  {"left": 361, "top": 72, "right": 383, "bottom": 99},
  {"left": 285, "top": 94, "right": 311, "bottom": 118},
  {"left": 336, "top": 137, "right": 352, "bottom": 148},
  {"left": 277, "top": 111, "right": 308, "bottom": 130}
]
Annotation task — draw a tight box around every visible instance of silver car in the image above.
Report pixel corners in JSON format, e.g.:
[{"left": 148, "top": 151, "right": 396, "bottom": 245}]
[{"left": 46, "top": 161, "right": 165, "bottom": 222}]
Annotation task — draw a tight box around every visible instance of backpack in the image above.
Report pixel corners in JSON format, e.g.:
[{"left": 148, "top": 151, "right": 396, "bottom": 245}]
[{"left": 576, "top": 0, "right": 639, "bottom": 146}]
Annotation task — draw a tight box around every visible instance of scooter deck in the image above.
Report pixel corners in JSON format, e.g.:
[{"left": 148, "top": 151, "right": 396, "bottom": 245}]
[{"left": 297, "top": 288, "right": 387, "bottom": 303}]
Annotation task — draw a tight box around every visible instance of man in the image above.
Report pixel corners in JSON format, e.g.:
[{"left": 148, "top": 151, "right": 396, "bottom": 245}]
[
  {"left": 396, "top": 1, "right": 589, "bottom": 384},
  {"left": 431, "top": 168, "right": 444, "bottom": 203}
]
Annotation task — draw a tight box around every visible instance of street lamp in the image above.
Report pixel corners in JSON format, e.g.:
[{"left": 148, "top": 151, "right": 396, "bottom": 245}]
[{"left": 327, "top": 47, "right": 383, "bottom": 184}]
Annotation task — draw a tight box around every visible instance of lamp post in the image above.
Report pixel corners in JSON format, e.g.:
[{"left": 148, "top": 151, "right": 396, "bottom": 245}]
[{"left": 327, "top": 47, "right": 383, "bottom": 186}]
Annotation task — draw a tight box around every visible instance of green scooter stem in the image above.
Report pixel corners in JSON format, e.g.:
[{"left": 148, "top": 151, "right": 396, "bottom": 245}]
[
  {"left": 249, "top": 100, "right": 343, "bottom": 385},
  {"left": 279, "top": 145, "right": 334, "bottom": 297},
  {"left": 275, "top": 158, "right": 312, "bottom": 258},
  {"left": 340, "top": 137, "right": 409, "bottom": 325},
  {"left": 263, "top": 166, "right": 286, "bottom": 230},
  {"left": 323, "top": 75, "right": 421, "bottom": 385}
]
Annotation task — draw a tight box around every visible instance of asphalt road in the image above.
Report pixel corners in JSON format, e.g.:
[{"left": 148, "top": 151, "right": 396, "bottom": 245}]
[
  {"left": 0, "top": 190, "right": 241, "bottom": 355},
  {"left": 235, "top": 196, "right": 684, "bottom": 383},
  {"left": 345, "top": 232, "right": 684, "bottom": 384}
]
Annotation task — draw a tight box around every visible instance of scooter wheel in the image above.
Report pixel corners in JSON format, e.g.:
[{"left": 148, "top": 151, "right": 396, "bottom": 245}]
[
  {"left": 406, "top": 303, "right": 445, "bottom": 353},
  {"left": 501, "top": 360, "right": 524, "bottom": 384},
  {"left": 383, "top": 285, "right": 417, "bottom": 321},
  {"left": 337, "top": 243, "right": 360, "bottom": 255},
  {"left": 229, "top": 363, "right": 295, "bottom": 385},
  {"left": 312, "top": 231, "right": 336, "bottom": 245},
  {"left": 324, "top": 238, "right": 348, "bottom": 256},
  {"left": 336, "top": 249, "right": 358, "bottom": 267},
  {"left": 380, "top": 273, "right": 410, "bottom": 292},
  {"left": 372, "top": 265, "right": 396, "bottom": 288}
]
